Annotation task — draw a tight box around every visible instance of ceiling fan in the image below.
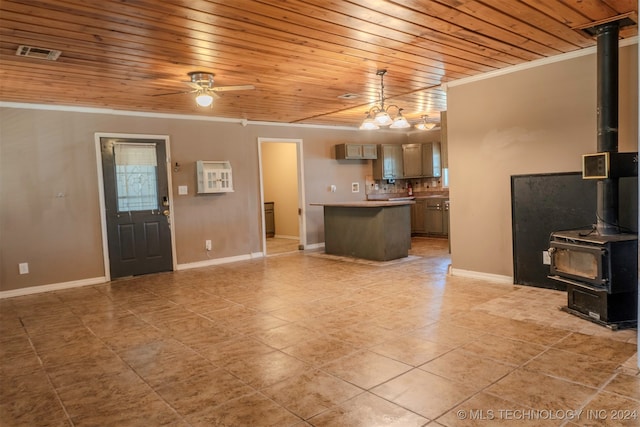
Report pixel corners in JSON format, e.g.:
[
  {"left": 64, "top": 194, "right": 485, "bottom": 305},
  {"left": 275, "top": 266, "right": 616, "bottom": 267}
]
[{"left": 155, "top": 71, "right": 255, "bottom": 107}]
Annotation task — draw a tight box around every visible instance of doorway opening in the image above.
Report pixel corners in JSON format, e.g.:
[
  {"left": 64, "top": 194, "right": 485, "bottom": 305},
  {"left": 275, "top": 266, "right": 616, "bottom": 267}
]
[
  {"left": 95, "top": 133, "right": 177, "bottom": 281},
  {"left": 258, "top": 138, "right": 306, "bottom": 256}
]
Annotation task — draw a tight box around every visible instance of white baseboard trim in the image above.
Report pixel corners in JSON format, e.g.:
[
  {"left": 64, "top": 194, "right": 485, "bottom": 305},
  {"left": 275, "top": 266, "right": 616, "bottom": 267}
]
[
  {"left": 176, "top": 253, "right": 263, "bottom": 271},
  {"left": 0, "top": 247, "right": 328, "bottom": 298},
  {"left": 450, "top": 268, "right": 513, "bottom": 284},
  {"left": 2, "top": 253, "right": 269, "bottom": 298},
  {"left": 304, "top": 242, "right": 325, "bottom": 250},
  {"left": 273, "top": 235, "right": 299, "bottom": 240},
  {"left": 0, "top": 277, "right": 107, "bottom": 299}
]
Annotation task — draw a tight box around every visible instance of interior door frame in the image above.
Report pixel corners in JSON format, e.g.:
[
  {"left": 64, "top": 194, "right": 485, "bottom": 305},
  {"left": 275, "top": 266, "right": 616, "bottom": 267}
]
[
  {"left": 257, "top": 137, "right": 306, "bottom": 255},
  {"left": 94, "top": 132, "right": 177, "bottom": 281}
]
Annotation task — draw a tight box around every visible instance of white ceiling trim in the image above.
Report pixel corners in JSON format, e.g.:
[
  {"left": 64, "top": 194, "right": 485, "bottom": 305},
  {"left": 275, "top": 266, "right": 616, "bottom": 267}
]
[
  {"left": 445, "top": 36, "right": 638, "bottom": 89},
  {"left": 0, "top": 101, "right": 356, "bottom": 131}
]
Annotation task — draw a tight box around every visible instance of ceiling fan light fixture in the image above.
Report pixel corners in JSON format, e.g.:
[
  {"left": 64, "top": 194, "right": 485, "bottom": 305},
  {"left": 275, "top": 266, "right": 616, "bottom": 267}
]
[
  {"left": 189, "top": 71, "right": 214, "bottom": 88},
  {"left": 195, "top": 92, "right": 214, "bottom": 107}
]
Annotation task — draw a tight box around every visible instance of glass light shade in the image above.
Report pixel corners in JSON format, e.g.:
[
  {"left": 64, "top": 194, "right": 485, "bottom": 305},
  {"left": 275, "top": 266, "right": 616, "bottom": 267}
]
[
  {"left": 195, "top": 93, "right": 214, "bottom": 107},
  {"left": 360, "top": 116, "right": 379, "bottom": 130},
  {"left": 390, "top": 114, "right": 410, "bottom": 129},
  {"left": 374, "top": 110, "right": 393, "bottom": 126},
  {"left": 415, "top": 121, "right": 436, "bottom": 130}
]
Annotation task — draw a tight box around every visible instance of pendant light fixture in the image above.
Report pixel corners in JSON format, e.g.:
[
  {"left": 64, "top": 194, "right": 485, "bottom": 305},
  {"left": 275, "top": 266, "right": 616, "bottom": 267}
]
[
  {"left": 415, "top": 115, "right": 437, "bottom": 130},
  {"left": 359, "top": 69, "right": 409, "bottom": 130}
]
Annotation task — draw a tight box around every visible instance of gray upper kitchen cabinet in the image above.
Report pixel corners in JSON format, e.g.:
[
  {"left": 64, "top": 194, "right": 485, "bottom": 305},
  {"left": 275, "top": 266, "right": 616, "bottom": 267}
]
[
  {"left": 400, "top": 143, "right": 442, "bottom": 178},
  {"left": 361, "top": 144, "right": 377, "bottom": 159},
  {"left": 440, "top": 111, "right": 448, "bottom": 169},
  {"left": 422, "top": 142, "right": 442, "bottom": 178},
  {"left": 373, "top": 144, "right": 404, "bottom": 180},
  {"left": 402, "top": 144, "right": 423, "bottom": 178},
  {"left": 335, "top": 143, "right": 377, "bottom": 160}
]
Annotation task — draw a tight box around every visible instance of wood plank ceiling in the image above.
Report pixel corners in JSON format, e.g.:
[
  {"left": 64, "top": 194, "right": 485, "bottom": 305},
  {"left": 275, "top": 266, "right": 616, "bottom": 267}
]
[{"left": 0, "top": 0, "right": 637, "bottom": 128}]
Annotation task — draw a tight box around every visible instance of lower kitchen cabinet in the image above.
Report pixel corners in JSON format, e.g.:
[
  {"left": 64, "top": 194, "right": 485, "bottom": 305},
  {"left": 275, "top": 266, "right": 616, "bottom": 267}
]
[
  {"left": 264, "top": 202, "right": 275, "bottom": 237},
  {"left": 425, "top": 201, "right": 445, "bottom": 234},
  {"left": 411, "top": 197, "right": 448, "bottom": 236},
  {"left": 410, "top": 200, "right": 427, "bottom": 233},
  {"left": 443, "top": 200, "right": 450, "bottom": 235}
]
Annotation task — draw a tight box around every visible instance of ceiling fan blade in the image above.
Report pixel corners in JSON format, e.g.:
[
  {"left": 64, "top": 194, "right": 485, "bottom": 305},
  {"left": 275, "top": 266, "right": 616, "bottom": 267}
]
[
  {"left": 211, "top": 85, "right": 255, "bottom": 92},
  {"left": 184, "top": 81, "right": 203, "bottom": 90},
  {"left": 152, "top": 89, "right": 197, "bottom": 97}
]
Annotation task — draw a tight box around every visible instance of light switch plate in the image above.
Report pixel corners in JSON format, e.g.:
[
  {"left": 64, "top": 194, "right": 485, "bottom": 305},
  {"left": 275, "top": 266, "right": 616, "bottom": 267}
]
[
  {"left": 178, "top": 185, "right": 188, "bottom": 195},
  {"left": 19, "top": 263, "right": 29, "bottom": 274}
]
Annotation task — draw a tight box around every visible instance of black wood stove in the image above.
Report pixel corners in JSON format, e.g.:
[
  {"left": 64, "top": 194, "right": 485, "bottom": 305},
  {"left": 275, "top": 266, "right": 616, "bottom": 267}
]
[
  {"left": 549, "top": 230, "right": 637, "bottom": 327},
  {"left": 548, "top": 19, "right": 638, "bottom": 329}
]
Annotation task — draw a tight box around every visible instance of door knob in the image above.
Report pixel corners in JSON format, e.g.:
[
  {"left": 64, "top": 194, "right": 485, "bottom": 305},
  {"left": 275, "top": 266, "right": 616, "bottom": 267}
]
[{"left": 163, "top": 209, "right": 170, "bottom": 216}]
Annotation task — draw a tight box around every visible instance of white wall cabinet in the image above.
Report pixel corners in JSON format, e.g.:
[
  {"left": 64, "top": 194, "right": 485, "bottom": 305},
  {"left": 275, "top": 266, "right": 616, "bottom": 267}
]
[{"left": 196, "top": 160, "right": 234, "bottom": 193}]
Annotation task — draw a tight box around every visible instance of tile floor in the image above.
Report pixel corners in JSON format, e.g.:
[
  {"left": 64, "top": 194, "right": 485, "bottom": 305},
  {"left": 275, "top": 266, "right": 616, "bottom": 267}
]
[
  {"left": 266, "top": 237, "right": 300, "bottom": 256},
  {"left": 1, "top": 238, "right": 638, "bottom": 426}
]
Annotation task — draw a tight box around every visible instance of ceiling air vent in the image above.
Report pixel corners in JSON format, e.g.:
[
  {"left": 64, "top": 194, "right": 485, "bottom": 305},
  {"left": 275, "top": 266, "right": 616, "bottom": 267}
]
[
  {"left": 338, "top": 93, "right": 359, "bottom": 100},
  {"left": 15, "top": 45, "right": 62, "bottom": 61}
]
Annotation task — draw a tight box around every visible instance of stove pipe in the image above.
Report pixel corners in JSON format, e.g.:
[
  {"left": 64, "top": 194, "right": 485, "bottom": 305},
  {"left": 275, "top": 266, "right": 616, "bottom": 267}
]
[{"left": 595, "top": 21, "right": 620, "bottom": 235}]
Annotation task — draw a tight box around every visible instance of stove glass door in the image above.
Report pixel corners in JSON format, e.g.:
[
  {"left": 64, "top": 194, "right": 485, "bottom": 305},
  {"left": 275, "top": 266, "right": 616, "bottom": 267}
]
[{"left": 550, "top": 241, "right": 604, "bottom": 285}]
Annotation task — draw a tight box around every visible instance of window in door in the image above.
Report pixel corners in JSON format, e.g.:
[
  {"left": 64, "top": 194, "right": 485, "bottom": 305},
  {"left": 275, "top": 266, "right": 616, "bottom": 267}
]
[{"left": 114, "top": 143, "right": 159, "bottom": 211}]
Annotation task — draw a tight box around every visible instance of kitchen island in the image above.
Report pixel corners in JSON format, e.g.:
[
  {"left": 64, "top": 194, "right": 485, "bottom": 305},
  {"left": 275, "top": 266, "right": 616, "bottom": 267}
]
[{"left": 310, "top": 200, "right": 414, "bottom": 261}]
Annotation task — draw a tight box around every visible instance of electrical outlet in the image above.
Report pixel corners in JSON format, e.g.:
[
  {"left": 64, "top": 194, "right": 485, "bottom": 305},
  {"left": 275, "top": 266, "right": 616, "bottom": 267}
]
[{"left": 205, "top": 240, "right": 212, "bottom": 251}]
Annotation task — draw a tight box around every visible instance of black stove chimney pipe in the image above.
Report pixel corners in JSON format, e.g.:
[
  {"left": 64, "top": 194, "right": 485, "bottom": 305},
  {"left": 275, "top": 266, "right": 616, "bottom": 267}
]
[{"left": 595, "top": 21, "right": 620, "bottom": 235}]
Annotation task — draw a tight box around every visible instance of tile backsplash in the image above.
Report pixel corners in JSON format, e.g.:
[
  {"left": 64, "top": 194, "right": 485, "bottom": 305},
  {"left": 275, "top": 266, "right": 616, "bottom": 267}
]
[{"left": 365, "top": 173, "right": 449, "bottom": 198}]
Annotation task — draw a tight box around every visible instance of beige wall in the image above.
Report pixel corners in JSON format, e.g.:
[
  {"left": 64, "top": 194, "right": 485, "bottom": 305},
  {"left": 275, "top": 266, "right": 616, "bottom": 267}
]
[
  {"left": 407, "top": 128, "right": 442, "bottom": 144},
  {"left": 262, "top": 141, "right": 299, "bottom": 238},
  {"left": 3, "top": 42, "right": 635, "bottom": 293},
  {"left": 0, "top": 109, "right": 405, "bottom": 292},
  {"left": 447, "top": 43, "right": 638, "bottom": 279}
]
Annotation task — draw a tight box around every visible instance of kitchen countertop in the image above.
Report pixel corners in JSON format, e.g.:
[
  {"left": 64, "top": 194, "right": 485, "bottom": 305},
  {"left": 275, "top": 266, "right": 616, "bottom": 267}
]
[
  {"left": 310, "top": 200, "right": 415, "bottom": 207},
  {"left": 414, "top": 195, "right": 448, "bottom": 199},
  {"left": 367, "top": 193, "right": 448, "bottom": 201}
]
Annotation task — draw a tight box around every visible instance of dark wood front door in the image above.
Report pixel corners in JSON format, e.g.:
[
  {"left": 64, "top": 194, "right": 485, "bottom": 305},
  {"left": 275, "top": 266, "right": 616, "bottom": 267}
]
[{"left": 100, "top": 137, "right": 173, "bottom": 279}]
